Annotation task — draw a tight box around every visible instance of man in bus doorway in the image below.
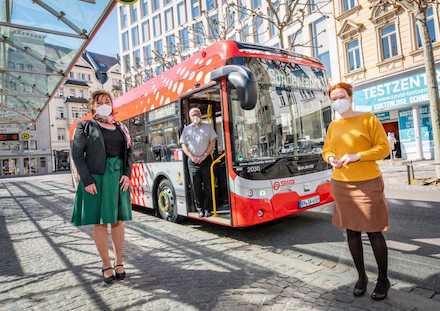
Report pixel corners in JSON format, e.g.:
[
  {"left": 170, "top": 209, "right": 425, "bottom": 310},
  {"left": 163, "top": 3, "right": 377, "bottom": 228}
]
[{"left": 180, "top": 107, "right": 217, "bottom": 217}]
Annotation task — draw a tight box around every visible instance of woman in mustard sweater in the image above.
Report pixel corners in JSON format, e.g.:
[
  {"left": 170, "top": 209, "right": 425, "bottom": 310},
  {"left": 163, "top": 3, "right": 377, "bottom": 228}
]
[{"left": 323, "top": 82, "right": 391, "bottom": 300}]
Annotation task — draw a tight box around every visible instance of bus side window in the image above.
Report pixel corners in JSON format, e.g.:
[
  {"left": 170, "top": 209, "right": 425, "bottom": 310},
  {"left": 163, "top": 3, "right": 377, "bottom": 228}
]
[
  {"left": 128, "top": 114, "right": 147, "bottom": 162},
  {"left": 146, "top": 118, "right": 180, "bottom": 162}
]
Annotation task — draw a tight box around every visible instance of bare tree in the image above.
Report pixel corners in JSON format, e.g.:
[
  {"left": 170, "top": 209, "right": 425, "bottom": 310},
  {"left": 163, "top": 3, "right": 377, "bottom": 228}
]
[
  {"left": 370, "top": 0, "right": 440, "bottom": 177},
  {"left": 226, "top": 0, "right": 332, "bottom": 50}
]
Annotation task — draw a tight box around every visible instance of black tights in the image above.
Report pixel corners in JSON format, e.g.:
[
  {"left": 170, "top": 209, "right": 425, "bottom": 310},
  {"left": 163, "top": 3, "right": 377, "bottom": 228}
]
[{"left": 346, "top": 229, "right": 388, "bottom": 282}]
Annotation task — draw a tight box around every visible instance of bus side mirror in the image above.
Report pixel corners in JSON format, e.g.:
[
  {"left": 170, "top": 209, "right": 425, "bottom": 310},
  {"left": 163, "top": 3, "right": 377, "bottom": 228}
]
[{"left": 209, "top": 65, "right": 257, "bottom": 110}]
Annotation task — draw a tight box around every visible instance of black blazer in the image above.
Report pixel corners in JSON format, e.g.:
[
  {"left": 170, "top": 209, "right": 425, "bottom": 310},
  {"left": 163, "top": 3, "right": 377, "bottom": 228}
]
[{"left": 71, "top": 120, "right": 133, "bottom": 187}]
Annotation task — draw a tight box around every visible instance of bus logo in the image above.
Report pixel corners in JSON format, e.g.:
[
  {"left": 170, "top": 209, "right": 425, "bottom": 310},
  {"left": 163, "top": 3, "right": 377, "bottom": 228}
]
[{"left": 272, "top": 179, "right": 295, "bottom": 191}]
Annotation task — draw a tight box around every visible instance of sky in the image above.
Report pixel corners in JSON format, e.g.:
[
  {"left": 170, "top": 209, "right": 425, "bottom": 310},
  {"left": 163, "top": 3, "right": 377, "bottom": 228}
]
[{"left": 87, "top": 7, "right": 119, "bottom": 58}]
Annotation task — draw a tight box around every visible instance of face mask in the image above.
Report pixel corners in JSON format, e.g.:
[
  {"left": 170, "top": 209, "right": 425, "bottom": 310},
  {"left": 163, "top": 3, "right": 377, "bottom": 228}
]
[
  {"left": 191, "top": 116, "right": 201, "bottom": 125},
  {"left": 95, "top": 104, "right": 112, "bottom": 117},
  {"left": 333, "top": 99, "right": 351, "bottom": 114}
]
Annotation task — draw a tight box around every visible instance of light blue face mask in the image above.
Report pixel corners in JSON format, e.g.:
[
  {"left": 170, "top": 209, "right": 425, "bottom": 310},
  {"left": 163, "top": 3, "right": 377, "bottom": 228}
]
[
  {"left": 95, "top": 104, "right": 112, "bottom": 117},
  {"left": 333, "top": 98, "right": 351, "bottom": 114}
]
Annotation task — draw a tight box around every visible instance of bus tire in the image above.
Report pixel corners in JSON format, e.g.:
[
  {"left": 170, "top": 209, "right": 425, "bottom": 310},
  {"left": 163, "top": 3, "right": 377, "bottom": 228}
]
[{"left": 156, "top": 179, "right": 180, "bottom": 223}]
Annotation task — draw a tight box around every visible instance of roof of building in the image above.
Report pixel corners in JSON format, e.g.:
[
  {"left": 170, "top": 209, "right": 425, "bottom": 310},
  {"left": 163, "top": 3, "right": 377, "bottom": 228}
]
[
  {"left": 64, "top": 79, "right": 89, "bottom": 87},
  {"left": 65, "top": 97, "right": 89, "bottom": 104},
  {"left": 83, "top": 51, "right": 119, "bottom": 73}
]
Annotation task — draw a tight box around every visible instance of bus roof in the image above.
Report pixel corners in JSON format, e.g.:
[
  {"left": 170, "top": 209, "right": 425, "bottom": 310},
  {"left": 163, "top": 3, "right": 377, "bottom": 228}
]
[{"left": 115, "top": 40, "right": 324, "bottom": 122}]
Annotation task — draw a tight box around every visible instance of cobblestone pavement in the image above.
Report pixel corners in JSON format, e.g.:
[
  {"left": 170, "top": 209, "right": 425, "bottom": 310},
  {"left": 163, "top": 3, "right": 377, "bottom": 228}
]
[{"left": 1, "top": 174, "right": 439, "bottom": 311}]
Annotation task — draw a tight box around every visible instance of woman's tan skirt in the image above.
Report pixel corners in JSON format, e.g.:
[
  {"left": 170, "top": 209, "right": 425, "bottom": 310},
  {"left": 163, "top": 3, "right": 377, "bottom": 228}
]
[{"left": 331, "top": 176, "right": 389, "bottom": 232}]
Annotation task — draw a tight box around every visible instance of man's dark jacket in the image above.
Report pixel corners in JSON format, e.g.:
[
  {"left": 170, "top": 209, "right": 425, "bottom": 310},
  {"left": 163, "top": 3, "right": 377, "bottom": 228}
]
[{"left": 71, "top": 120, "right": 133, "bottom": 187}]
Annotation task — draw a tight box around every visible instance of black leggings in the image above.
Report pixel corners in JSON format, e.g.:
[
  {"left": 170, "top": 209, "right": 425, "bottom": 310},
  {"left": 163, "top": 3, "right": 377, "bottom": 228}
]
[{"left": 346, "top": 229, "right": 388, "bottom": 282}]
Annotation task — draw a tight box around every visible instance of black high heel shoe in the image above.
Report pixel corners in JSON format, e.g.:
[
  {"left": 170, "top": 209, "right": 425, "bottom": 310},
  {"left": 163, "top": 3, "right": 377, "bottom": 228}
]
[
  {"left": 371, "top": 279, "right": 391, "bottom": 301},
  {"left": 353, "top": 276, "right": 368, "bottom": 297},
  {"left": 102, "top": 267, "right": 114, "bottom": 284},
  {"left": 114, "top": 264, "right": 126, "bottom": 281}
]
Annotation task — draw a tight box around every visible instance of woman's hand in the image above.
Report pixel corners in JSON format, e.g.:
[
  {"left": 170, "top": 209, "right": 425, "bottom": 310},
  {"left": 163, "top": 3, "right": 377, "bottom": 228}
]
[
  {"left": 328, "top": 156, "right": 343, "bottom": 168},
  {"left": 85, "top": 183, "right": 97, "bottom": 195},
  {"left": 340, "top": 153, "right": 361, "bottom": 166},
  {"left": 120, "top": 175, "right": 130, "bottom": 192}
]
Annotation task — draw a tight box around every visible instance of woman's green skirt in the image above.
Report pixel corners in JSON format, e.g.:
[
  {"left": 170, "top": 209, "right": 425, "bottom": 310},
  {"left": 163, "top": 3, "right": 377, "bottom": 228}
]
[{"left": 72, "top": 157, "right": 132, "bottom": 226}]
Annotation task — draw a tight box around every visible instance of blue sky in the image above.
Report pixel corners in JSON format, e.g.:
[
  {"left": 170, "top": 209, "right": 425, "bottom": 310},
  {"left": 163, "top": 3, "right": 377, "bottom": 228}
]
[{"left": 87, "top": 8, "right": 119, "bottom": 57}]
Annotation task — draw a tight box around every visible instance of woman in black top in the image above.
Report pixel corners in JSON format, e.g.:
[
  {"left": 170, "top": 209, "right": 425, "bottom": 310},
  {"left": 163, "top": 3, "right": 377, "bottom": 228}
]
[{"left": 71, "top": 90, "right": 132, "bottom": 284}]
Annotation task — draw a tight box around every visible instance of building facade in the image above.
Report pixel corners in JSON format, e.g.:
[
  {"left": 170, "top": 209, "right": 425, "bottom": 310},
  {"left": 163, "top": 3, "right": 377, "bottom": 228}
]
[
  {"left": 334, "top": 0, "right": 440, "bottom": 160},
  {"left": 44, "top": 51, "right": 122, "bottom": 172},
  {"left": 117, "top": 0, "right": 341, "bottom": 90},
  {"left": 0, "top": 51, "right": 122, "bottom": 178}
]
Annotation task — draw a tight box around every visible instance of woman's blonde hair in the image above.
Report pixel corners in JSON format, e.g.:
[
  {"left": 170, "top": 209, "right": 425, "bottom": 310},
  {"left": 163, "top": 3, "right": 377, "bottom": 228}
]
[{"left": 88, "top": 90, "right": 113, "bottom": 113}]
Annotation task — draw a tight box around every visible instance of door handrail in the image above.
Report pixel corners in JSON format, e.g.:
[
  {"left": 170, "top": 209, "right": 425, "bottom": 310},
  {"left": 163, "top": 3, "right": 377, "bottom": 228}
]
[{"left": 210, "top": 152, "right": 225, "bottom": 216}]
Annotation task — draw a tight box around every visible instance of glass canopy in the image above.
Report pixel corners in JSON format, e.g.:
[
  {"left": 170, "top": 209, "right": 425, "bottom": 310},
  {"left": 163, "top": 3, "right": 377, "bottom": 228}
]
[{"left": 0, "top": 0, "right": 115, "bottom": 124}]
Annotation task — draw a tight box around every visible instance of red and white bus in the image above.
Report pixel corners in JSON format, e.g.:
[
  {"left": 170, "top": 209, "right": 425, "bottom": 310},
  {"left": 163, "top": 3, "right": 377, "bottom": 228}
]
[{"left": 72, "top": 40, "right": 334, "bottom": 227}]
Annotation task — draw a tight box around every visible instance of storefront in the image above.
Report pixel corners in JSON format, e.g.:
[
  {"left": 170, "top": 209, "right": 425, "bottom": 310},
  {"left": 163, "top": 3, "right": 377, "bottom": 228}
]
[
  {"left": 53, "top": 150, "right": 70, "bottom": 171},
  {"left": 353, "top": 66, "right": 437, "bottom": 160}
]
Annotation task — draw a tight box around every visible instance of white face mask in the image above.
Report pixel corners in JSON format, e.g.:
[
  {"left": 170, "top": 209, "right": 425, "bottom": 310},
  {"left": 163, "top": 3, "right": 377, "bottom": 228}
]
[
  {"left": 95, "top": 104, "right": 112, "bottom": 117},
  {"left": 333, "top": 98, "right": 351, "bottom": 114},
  {"left": 191, "top": 116, "right": 201, "bottom": 125}
]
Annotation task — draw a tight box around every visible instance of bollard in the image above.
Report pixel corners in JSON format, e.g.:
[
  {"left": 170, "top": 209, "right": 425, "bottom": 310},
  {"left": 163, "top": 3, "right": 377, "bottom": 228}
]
[{"left": 406, "top": 161, "right": 415, "bottom": 185}]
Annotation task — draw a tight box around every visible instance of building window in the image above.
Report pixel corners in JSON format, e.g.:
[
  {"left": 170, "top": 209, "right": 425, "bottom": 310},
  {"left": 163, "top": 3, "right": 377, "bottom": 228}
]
[
  {"left": 87, "top": 74, "right": 91, "bottom": 81},
  {"left": 57, "top": 128, "right": 66, "bottom": 141},
  {"left": 311, "top": 17, "right": 331, "bottom": 76},
  {"left": 206, "top": 0, "right": 217, "bottom": 11},
  {"left": 123, "top": 54, "right": 131, "bottom": 72},
  {"left": 268, "top": 3, "right": 279, "bottom": 39},
  {"left": 208, "top": 14, "right": 219, "bottom": 40},
  {"left": 56, "top": 106, "right": 66, "bottom": 120},
  {"left": 153, "top": 15, "right": 162, "bottom": 37},
  {"left": 177, "top": 2, "right": 187, "bottom": 25},
  {"left": 164, "top": 0, "right": 172, "bottom": 5},
  {"left": 152, "top": 0, "right": 160, "bottom": 12},
  {"left": 122, "top": 31, "right": 129, "bottom": 52},
  {"left": 179, "top": 27, "right": 190, "bottom": 51},
  {"left": 238, "top": 0, "right": 247, "bottom": 21},
  {"left": 191, "top": 0, "right": 201, "bottom": 18},
  {"left": 130, "top": 5, "right": 138, "bottom": 24},
  {"left": 251, "top": 0, "right": 261, "bottom": 9},
  {"left": 131, "top": 26, "right": 140, "bottom": 47},
  {"left": 59, "top": 87, "right": 64, "bottom": 97},
  {"left": 140, "top": 0, "right": 148, "bottom": 17},
  {"left": 70, "top": 88, "right": 76, "bottom": 97},
  {"left": 193, "top": 21, "right": 205, "bottom": 46},
  {"left": 166, "top": 34, "right": 176, "bottom": 55},
  {"left": 165, "top": 8, "right": 174, "bottom": 32},
  {"left": 346, "top": 38, "right": 361, "bottom": 71},
  {"left": 380, "top": 23, "right": 399, "bottom": 59},
  {"left": 240, "top": 24, "right": 250, "bottom": 42},
  {"left": 416, "top": 6, "right": 437, "bottom": 48},
  {"left": 154, "top": 39, "right": 164, "bottom": 58},
  {"left": 141, "top": 21, "right": 150, "bottom": 43},
  {"left": 120, "top": 6, "right": 128, "bottom": 29},
  {"left": 343, "top": 0, "right": 356, "bottom": 11},
  {"left": 226, "top": 6, "right": 235, "bottom": 33},
  {"left": 69, "top": 72, "right": 75, "bottom": 79},
  {"left": 133, "top": 49, "right": 141, "bottom": 68},
  {"left": 309, "top": 0, "right": 318, "bottom": 14},
  {"left": 254, "top": 16, "right": 264, "bottom": 43},
  {"left": 143, "top": 45, "right": 153, "bottom": 65}
]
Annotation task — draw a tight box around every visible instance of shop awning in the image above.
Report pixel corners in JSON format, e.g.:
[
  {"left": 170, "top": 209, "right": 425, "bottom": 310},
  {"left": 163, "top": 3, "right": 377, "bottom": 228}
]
[{"left": 0, "top": 0, "right": 116, "bottom": 125}]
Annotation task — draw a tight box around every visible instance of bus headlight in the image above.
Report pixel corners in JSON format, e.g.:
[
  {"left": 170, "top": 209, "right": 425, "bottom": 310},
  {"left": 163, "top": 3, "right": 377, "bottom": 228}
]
[{"left": 257, "top": 209, "right": 264, "bottom": 217}]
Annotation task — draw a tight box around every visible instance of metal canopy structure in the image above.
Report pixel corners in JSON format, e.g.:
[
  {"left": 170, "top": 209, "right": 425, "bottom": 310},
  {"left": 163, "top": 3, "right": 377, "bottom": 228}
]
[{"left": 0, "top": 0, "right": 116, "bottom": 124}]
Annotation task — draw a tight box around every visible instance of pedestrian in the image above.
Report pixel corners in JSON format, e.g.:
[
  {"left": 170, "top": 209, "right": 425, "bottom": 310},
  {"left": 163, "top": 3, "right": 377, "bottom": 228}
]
[
  {"left": 71, "top": 90, "right": 133, "bottom": 284},
  {"left": 180, "top": 107, "right": 217, "bottom": 217},
  {"left": 387, "top": 132, "right": 397, "bottom": 160},
  {"left": 323, "top": 82, "right": 391, "bottom": 300}
]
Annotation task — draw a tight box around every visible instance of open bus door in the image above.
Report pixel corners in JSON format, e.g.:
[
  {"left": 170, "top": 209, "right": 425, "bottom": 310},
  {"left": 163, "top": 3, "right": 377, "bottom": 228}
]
[{"left": 180, "top": 84, "right": 231, "bottom": 225}]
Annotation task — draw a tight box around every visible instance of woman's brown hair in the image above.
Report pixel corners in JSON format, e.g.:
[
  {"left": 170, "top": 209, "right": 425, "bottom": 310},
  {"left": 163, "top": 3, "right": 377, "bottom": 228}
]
[
  {"left": 88, "top": 90, "right": 113, "bottom": 113},
  {"left": 328, "top": 82, "right": 353, "bottom": 97}
]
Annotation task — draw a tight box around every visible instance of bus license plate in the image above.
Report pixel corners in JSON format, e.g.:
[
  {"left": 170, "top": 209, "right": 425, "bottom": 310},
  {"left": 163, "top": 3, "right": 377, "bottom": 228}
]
[{"left": 299, "top": 196, "right": 320, "bottom": 208}]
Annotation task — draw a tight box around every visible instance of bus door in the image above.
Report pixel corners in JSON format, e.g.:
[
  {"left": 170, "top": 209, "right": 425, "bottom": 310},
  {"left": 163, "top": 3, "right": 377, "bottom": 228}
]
[{"left": 180, "top": 84, "right": 231, "bottom": 223}]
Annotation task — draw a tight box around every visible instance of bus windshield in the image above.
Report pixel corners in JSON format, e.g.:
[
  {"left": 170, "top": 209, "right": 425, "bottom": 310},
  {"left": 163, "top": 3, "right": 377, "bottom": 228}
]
[{"left": 229, "top": 57, "right": 331, "bottom": 165}]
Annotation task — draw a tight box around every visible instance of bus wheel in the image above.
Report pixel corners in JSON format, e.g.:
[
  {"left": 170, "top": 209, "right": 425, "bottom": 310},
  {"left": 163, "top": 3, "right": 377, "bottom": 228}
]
[{"left": 157, "top": 179, "right": 179, "bottom": 222}]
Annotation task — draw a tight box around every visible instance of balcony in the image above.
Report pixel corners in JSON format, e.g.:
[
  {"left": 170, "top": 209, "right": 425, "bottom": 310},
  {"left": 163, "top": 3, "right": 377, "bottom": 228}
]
[
  {"left": 65, "top": 96, "right": 89, "bottom": 104},
  {"left": 64, "top": 79, "right": 89, "bottom": 87}
]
